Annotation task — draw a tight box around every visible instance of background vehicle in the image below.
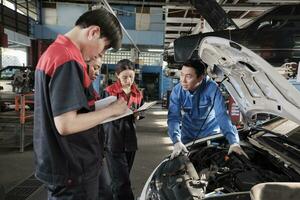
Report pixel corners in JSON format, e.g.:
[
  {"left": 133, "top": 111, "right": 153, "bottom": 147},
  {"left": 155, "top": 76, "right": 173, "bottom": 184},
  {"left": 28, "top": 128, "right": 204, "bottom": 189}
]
[
  {"left": 0, "top": 66, "right": 34, "bottom": 94},
  {"left": 166, "top": 2, "right": 300, "bottom": 68},
  {"left": 0, "top": 66, "right": 34, "bottom": 111}
]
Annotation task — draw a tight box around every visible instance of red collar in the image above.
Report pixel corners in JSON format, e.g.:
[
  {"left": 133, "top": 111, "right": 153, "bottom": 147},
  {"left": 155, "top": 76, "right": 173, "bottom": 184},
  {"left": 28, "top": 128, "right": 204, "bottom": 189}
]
[
  {"left": 107, "top": 80, "right": 140, "bottom": 96},
  {"left": 56, "top": 34, "right": 79, "bottom": 52},
  {"left": 55, "top": 34, "right": 86, "bottom": 70}
]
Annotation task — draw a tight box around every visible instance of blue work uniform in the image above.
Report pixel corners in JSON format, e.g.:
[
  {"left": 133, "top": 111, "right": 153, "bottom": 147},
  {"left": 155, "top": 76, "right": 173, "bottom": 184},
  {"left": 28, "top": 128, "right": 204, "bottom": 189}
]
[{"left": 168, "top": 76, "right": 239, "bottom": 145}]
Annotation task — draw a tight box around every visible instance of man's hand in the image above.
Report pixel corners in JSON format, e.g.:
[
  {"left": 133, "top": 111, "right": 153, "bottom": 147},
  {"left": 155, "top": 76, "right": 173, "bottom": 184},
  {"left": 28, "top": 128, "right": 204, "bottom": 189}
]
[
  {"left": 170, "top": 141, "right": 188, "bottom": 159},
  {"left": 109, "top": 99, "right": 128, "bottom": 116},
  {"left": 228, "top": 143, "right": 249, "bottom": 159}
]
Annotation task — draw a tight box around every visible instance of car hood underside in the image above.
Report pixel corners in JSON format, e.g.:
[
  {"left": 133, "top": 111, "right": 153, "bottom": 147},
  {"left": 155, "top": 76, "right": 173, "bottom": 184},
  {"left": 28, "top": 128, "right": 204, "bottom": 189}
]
[{"left": 198, "top": 36, "right": 300, "bottom": 125}]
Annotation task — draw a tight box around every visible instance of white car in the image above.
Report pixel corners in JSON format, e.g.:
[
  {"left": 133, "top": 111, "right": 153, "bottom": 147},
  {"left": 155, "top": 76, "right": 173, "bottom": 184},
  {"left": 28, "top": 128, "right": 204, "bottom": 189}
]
[{"left": 139, "top": 37, "right": 300, "bottom": 200}]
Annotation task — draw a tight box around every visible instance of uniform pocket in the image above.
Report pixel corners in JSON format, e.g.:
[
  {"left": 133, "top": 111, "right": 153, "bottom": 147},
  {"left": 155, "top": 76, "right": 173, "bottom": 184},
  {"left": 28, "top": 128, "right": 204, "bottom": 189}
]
[
  {"left": 182, "top": 106, "right": 192, "bottom": 115},
  {"left": 198, "top": 104, "right": 210, "bottom": 119}
]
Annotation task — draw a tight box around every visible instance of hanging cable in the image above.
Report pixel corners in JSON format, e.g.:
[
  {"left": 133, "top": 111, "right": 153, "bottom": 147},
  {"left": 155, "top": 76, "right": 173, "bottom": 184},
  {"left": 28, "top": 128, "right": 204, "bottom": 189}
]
[
  {"left": 101, "top": 0, "right": 141, "bottom": 53},
  {"left": 187, "top": 75, "right": 229, "bottom": 154},
  {"left": 138, "top": 0, "right": 145, "bottom": 30}
]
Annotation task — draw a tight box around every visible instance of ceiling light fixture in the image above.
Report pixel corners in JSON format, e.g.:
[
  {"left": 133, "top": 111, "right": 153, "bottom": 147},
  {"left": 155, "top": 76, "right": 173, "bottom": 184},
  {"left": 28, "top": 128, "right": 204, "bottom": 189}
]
[{"left": 147, "top": 49, "right": 164, "bottom": 52}]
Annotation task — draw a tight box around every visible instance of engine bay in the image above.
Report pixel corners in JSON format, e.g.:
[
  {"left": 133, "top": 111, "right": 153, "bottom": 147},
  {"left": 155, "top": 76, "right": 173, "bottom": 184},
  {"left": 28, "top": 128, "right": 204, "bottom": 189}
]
[
  {"left": 189, "top": 144, "right": 298, "bottom": 195},
  {"left": 147, "top": 138, "right": 300, "bottom": 200}
]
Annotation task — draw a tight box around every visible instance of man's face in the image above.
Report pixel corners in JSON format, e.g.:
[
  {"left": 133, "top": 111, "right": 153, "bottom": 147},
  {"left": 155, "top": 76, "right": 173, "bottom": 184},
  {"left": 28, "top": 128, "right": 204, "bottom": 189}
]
[
  {"left": 81, "top": 26, "right": 110, "bottom": 63},
  {"left": 180, "top": 66, "right": 203, "bottom": 91},
  {"left": 87, "top": 58, "right": 102, "bottom": 81}
]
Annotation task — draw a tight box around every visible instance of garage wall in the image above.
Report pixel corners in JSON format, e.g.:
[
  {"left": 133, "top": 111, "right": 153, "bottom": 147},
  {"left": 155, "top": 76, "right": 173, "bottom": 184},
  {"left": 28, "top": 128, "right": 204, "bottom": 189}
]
[
  {"left": 42, "top": 8, "right": 57, "bottom": 25},
  {"left": 34, "top": 3, "right": 164, "bottom": 47},
  {"left": 42, "top": 3, "right": 88, "bottom": 26},
  {"left": 113, "top": 5, "right": 136, "bottom": 30},
  {"left": 36, "top": 3, "right": 88, "bottom": 39},
  {"left": 57, "top": 3, "right": 88, "bottom": 27},
  {"left": 149, "top": 7, "right": 164, "bottom": 31}
]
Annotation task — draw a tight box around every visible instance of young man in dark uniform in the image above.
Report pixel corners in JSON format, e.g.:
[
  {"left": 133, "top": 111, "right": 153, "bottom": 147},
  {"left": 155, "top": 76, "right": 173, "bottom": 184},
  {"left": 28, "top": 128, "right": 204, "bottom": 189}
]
[{"left": 34, "top": 8, "right": 128, "bottom": 200}]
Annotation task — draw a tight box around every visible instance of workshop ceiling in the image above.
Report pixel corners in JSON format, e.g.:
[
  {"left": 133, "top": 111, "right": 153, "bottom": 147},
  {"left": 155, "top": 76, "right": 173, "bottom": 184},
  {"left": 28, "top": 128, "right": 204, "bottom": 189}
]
[{"left": 41, "top": 0, "right": 300, "bottom": 49}]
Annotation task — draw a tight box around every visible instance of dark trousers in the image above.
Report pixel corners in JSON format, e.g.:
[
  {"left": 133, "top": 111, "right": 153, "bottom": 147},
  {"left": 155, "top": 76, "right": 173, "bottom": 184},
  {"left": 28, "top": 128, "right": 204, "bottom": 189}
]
[
  {"left": 47, "top": 177, "right": 99, "bottom": 200},
  {"left": 99, "top": 151, "right": 136, "bottom": 200},
  {"left": 98, "top": 158, "right": 113, "bottom": 200}
]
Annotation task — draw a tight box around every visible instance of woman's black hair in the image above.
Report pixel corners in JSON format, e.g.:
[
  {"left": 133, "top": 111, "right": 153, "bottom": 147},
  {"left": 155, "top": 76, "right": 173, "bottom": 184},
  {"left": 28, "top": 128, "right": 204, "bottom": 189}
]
[
  {"left": 75, "top": 8, "right": 123, "bottom": 51},
  {"left": 182, "top": 58, "right": 208, "bottom": 77},
  {"left": 115, "top": 59, "right": 135, "bottom": 75}
]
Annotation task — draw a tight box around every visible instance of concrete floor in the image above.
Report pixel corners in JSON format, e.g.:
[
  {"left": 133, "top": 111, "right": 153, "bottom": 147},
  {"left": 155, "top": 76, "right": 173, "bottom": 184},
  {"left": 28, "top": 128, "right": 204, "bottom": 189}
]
[
  {"left": 0, "top": 105, "right": 172, "bottom": 199},
  {"left": 131, "top": 106, "right": 172, "bottom": 196}
]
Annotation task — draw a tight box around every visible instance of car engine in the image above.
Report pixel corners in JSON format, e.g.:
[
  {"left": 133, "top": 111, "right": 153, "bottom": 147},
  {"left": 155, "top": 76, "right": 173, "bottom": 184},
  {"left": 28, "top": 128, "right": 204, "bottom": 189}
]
[
  {"left": 189, "top": 145, "right": 296, "bottom": 194},
  {"left": 147, "top": 142, "right": 299, "bottom": 200}
]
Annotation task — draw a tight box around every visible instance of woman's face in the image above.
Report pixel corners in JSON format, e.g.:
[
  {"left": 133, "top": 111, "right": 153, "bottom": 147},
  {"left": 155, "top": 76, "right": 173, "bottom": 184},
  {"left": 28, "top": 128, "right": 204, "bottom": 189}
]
[{"left": 117, "top": 69, "right": 135, "bottom": 88}]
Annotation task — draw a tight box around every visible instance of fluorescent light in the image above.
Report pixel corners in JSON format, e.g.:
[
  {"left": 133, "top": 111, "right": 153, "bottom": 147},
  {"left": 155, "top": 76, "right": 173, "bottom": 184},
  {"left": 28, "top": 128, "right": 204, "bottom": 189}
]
[{"left": 148, "top": 49, "right": 164, "bottom": 52}]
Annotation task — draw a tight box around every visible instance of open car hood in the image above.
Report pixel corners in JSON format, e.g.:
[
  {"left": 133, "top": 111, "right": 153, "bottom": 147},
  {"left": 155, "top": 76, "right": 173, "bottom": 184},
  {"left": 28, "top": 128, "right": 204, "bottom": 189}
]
[{"left": 199, "top": 36, "right": 300, "bottom": 124}]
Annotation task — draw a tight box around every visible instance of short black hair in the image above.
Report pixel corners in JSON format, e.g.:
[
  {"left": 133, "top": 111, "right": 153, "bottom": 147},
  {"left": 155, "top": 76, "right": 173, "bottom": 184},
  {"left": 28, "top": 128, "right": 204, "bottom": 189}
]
[
  {"left": 115, "top": 59, "right": 135, "bottom": 75},
  {"left": 182, "top": 59, "right": 207, "bottom": 77},
  {"left": 75, "top": 8, "right": 123, "bottom": 51}
]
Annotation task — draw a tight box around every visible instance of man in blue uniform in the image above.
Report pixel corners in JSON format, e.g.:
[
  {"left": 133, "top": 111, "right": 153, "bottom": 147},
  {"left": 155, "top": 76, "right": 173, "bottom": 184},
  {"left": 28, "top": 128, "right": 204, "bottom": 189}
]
[{"left": 168, "top": 59, "right": 247, "bottom": 159}]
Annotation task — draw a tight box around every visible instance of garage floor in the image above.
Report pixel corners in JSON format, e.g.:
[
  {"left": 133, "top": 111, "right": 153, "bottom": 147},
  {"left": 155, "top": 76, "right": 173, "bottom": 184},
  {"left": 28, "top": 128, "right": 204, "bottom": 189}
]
[{"left": 0, "top": 104, "right": 172, "bottom": 199}]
